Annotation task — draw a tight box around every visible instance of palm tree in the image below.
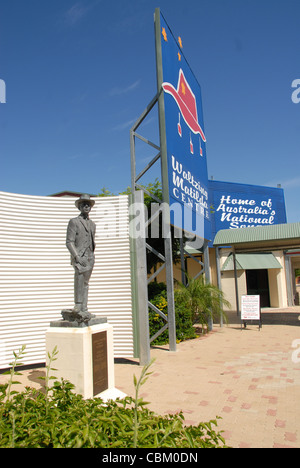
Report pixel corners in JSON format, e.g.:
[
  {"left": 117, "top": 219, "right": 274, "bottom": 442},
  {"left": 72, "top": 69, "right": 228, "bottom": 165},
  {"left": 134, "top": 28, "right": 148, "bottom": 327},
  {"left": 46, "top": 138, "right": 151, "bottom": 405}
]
[{"left": 175, "top": 275, "right": 230, "bottom": 332}]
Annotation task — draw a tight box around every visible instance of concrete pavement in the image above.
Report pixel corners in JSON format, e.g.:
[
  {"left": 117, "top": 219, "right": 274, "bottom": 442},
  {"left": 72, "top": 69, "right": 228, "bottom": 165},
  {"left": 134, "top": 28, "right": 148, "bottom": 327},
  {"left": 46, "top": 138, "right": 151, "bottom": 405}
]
[
  {"left": 1, "top": 320, "right": 300, "bottom": 448},
  {"left": 114, "top": 322, "right": 300, "bottom": 448}
]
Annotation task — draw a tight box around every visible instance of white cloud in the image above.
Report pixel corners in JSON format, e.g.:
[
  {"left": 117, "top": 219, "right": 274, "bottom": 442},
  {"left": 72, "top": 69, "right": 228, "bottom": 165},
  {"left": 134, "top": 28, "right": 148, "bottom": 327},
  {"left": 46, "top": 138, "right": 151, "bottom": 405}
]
[
  {"left": 109, "top": 80, "right": 141, "bottom": 97},
  {"left": 264, "top": 176, "right": 300, "bottom": 190},
  {"left": 63, "top": 1, "right": 101, "bottom": 26},
  {"left": 64, "top": 3, "right": 89, "bottom": 25},
  {"left": 281, "top": 176, "right": 300, "bottom": 189},
  {"left": 111, "top": 118, "right": 137, "bottom": 131}
]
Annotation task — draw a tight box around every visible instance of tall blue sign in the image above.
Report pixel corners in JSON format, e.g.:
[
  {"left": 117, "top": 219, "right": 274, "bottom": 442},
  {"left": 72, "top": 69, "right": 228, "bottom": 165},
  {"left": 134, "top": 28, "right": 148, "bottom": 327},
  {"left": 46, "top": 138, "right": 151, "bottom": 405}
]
[{"left": 155, "top": 10, "right": 211, "bottom": 241}]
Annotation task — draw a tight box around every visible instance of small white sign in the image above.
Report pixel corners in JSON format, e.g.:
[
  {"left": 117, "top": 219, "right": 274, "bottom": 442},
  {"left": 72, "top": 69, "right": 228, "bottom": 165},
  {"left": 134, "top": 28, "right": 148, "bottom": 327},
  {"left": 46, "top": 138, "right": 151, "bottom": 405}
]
[{"left": 241, "top": 295, "right": 260, "bottom": 321}]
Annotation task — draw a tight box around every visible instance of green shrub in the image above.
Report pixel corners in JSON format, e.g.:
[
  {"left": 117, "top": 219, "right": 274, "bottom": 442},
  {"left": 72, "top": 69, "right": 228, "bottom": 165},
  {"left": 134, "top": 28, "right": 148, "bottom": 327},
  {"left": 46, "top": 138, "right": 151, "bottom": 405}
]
[
  {"left": 149, "top": 289, "right": 197, "bottom": 345},
  {"left": 148, "top": 281, "right": 167, "bottom": 301},
  {"left": 175, "top": 276, "right": 230, "bottom": 330},
  {"left": 0, "top": 347, "right": 228, "bottom": 448}
]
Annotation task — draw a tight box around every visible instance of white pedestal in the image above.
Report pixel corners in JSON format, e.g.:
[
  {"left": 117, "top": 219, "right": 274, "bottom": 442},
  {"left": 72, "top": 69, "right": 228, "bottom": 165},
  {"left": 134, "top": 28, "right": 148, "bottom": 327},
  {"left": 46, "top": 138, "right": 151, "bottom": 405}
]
[{"left": 45, "top": 323, "right": 126, "bottom": 401}]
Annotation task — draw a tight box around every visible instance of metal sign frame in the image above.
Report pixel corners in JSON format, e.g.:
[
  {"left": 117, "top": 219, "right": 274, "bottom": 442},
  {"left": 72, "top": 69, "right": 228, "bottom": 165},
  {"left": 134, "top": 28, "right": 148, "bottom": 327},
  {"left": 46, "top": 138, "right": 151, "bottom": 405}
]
[
  {"left": 130, "top": 8, "right": 212, "bottom": 364},
  {"left": 130, "top": 92, "right": 176, "bottom": 365}
]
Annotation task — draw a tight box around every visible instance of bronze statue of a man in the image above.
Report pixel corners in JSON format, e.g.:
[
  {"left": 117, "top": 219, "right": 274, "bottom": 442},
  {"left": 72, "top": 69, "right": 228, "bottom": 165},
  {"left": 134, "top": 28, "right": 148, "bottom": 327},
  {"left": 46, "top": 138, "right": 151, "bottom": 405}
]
[{"left": 65, "top": 194, "right": 96, "bottom": 322}]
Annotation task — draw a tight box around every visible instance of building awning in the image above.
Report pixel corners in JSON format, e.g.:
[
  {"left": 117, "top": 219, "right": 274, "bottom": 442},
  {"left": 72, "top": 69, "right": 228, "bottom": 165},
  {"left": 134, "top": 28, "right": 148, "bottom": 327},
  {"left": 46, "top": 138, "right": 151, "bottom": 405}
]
[
  {"left": 222, "top": 252, "right": 282, "bottom": 271},
  {"left": 214, "top": 222, "right": 300, "bottom": 250}
]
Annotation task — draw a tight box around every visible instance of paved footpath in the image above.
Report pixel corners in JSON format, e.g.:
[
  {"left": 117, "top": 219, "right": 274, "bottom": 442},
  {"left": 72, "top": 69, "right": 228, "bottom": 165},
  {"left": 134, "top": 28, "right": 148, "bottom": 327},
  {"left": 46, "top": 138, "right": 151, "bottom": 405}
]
[
  {"left": 1, "top": 323, "right": 300, "bottom": 448},
  {"left": 115, "top": 323, "right": 300, "bottom": 448}
]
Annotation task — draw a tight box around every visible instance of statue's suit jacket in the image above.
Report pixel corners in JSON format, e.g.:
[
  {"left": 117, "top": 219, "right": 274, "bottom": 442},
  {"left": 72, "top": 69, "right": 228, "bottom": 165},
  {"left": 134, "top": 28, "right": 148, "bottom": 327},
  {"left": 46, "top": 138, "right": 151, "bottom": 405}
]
[{"left": 66, "top": 215, "right": 96, "bottom": 272}]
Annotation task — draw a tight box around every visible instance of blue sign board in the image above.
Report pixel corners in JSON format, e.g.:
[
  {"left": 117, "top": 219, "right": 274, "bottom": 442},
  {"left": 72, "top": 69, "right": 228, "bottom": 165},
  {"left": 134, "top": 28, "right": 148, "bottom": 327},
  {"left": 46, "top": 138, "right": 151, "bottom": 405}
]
[
  {"left": 209, "top": 180, "right": 287, "bottom": 241},
  {"left": 155, "top": 11, "right": 287, "bottom": 244},
  {"left": 156, "top": 11, "right": 211, "bottom": 241}
]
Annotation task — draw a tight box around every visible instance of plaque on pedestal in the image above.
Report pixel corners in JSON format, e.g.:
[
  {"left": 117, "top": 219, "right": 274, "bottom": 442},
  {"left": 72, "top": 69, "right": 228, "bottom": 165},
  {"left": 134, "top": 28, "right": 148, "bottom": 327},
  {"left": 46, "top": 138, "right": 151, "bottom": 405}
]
[
  {"left": 92, "top": 330, "right": 108, "bottom": 395},
  {"left": 45, "top": 322, "right": 126, "bottom": 401}
]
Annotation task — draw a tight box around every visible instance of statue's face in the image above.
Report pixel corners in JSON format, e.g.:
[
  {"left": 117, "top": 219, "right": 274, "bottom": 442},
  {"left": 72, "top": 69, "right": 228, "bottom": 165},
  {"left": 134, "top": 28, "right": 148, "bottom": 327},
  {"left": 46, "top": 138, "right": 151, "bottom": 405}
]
[{"left": 79, "top": 202, "right": 91, "bottom": 216}]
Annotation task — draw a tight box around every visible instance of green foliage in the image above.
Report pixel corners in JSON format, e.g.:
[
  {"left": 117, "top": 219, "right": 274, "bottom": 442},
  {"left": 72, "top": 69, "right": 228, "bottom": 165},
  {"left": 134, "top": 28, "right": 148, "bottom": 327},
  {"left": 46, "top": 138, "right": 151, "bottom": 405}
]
[
  {"left": 149, "top": 285, "right": 197, "bottom": 345},
  {"left": 176, "top": 275, "right": 230, "bottom": 330},
  {"left": 148, "top": 276, "right": 230, "bottom": 344},
  {"left": 142, "top": 179, "right": 181, "bottom": 274},
  {"left": 98, "top": 187, "right": 116, "bottom": 197},
  {"left": 148, "top": 281, "right": 167, "bottom": 300},
  {"left": 98, "top": 179, "right": 181, "bottom": 274},
  {"left": 2, "top": 344, "right": 26, "bottom": 401},
  {"left": 0, "top": 346, "right": 228, "bottom": 448}
]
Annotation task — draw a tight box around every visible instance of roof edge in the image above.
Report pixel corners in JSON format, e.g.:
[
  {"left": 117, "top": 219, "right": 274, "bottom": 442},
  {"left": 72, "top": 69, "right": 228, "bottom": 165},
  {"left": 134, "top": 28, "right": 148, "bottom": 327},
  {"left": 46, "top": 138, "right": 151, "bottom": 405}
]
[{"left": 213, "top": 222, "right": 300, "bottom": 247}]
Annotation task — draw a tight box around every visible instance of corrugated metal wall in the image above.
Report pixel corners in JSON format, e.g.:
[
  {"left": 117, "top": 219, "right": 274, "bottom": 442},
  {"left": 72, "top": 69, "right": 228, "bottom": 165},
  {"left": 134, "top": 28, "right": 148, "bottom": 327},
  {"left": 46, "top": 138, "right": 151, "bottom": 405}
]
[{"left": 0, "top": 191, "right": 134, "bottom": 369}]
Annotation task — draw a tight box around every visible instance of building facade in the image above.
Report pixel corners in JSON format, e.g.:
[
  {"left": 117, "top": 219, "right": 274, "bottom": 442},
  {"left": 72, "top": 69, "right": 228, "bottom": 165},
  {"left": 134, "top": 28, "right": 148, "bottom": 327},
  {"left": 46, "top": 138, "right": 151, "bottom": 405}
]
[{"left": 213, "top": 223, "right": 300, "bottom": 312}]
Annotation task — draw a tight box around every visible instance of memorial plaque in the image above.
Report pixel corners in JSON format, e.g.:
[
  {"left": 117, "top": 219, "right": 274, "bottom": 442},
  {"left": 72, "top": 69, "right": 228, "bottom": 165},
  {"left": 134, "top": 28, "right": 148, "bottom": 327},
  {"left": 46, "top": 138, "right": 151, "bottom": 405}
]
[{"left": 92, "top": 331, "right": 108, "bottom": 395}]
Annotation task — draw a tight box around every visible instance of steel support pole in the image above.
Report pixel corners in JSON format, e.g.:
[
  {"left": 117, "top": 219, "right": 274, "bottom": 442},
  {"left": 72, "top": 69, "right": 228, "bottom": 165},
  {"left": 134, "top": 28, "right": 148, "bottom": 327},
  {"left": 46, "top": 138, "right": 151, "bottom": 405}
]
[
  {"left": 155, "top": 8, "right": 176, "bottom": 352},
  {"left": 134, "top": 190, "right": 151, "bottom": 365},
  {"left": 164, "top": 230, "right": 177, "bottom": 352},
  {"left": 180, "top": 237, "right": 186, "bottom": 286},
  {"left": 233, "top": 247, "right": 240, "bottom": 319},
  {"left": 204, "top": 239, "right": 213, "bottom": 331},
  {"left": 284, "top": 251, "right": 294, "bottom": 307},
  {"left": 215, "top": 247, "right": 223, "bottom": 327}
]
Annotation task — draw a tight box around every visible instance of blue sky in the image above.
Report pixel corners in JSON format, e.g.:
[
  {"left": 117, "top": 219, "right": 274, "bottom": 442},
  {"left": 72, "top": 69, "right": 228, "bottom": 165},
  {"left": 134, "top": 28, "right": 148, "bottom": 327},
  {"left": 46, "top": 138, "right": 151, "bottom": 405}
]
[{"left": 0, "top": 0, "right": 299, "bottom": 223}]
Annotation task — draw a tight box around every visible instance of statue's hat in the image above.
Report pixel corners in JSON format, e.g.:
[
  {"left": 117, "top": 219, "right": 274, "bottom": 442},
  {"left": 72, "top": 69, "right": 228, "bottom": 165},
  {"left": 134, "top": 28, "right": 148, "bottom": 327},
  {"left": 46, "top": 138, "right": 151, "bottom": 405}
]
[{"left": 75, "top": 193, "right": 95, "bottom": 209}]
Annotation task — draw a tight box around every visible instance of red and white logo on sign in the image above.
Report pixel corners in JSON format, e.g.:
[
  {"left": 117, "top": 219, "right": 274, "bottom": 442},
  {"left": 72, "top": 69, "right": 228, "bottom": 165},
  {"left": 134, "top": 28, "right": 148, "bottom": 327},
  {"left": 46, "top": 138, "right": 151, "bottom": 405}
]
[{"left": 162, "top": 69, "right": 206, "bottom": 156}]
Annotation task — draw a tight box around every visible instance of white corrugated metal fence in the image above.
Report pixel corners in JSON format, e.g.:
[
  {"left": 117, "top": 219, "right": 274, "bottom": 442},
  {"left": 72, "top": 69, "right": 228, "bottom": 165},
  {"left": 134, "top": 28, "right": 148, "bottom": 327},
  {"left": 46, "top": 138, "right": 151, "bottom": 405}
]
[{"left": 0, "top": 191, "right": 135, "bottom": 369}]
